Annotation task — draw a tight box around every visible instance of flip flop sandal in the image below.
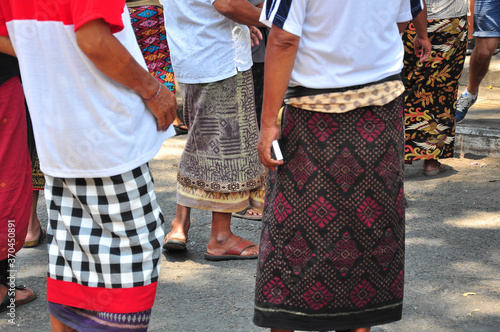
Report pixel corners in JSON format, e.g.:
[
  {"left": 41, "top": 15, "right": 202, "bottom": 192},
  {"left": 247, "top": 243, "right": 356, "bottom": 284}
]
[
  {"left": 23, "top": 228, "right": 46, "bottom": 248},
  {"left": 0, "top": 284, "right": 37, "bottom": 312},
  {"left": 231, "top": 207, "right": 262, "bottom": 221},
  {"left": 204, "top": 236, "right": 258, "bottom": 261},
  {"left": 163, "top": 234, "right": 187, "bottom": 252},
  {"left": 424, "top": 162, "right": 446, "bottom": 176},
  {"left": 174, "top": 123, "right": 188, "bottom": 136}
]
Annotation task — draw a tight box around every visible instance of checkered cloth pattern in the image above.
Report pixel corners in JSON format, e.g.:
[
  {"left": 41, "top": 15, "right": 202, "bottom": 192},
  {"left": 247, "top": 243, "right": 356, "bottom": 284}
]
[{"left": 45, "top": 164, "right": 165, "bottom": 288}]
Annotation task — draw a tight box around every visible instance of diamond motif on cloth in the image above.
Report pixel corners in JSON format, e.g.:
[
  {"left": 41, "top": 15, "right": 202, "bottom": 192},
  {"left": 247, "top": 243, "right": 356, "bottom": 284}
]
[
  {"left": 391, "top": 270, "right": 404, "bottom": 299},
  {"left": 306, "top": 197, "right": 337, "bottom": 228},
  {"left": 139, "top": 19, "right": 157, "bottom": 28},
  {"left": 395, "top": 105, "right": 404, "bottom": 132},
  {"left": 287, "top": 146, "right": 317, "bottom": 190},
  {"left": 263, "top": 277, "right": 290, "bottom": 305},
  {"left": 307, "top": 112, "right": 338, "bottom": 142},
  {"left": 259, "top": 226, "right": 275, "bottom": 268},
  {"left": 356, "top": 196, "right": 384, "bottom": 228},
  {"left": 282, "top": 112, "right": 296, "bottom": 137},
  {"left": 395, "top": 188, "right": 405, "bottom": 218},
  {"left": 356, "top": 110, "right": 385, "bottom": 142},
  {"left": 375, "top": 144, "right": 399, "bottom": 190},
  {"left": 327, "top": 232, "right": 362, "bottom": 276},
  {"left": 273, "top": 193, "right": 292, "bottom": 223},
  {"left": 303, "top": 281, "right": 334, "bottom": 310},
  {"left": 350, "top": 280, "right": 377, "bottom": 308},
  {"left": 328, "top": 147, "right": 364, "bottom": 193},
  {"left": 137, "top": 9, "right": 156, "bottom": 18},
  {"left": 372, "top": 228, "right": 399, "bottom": 271},
  {"left": 284, "top": 231, "right": 313, "bottom": 274}
]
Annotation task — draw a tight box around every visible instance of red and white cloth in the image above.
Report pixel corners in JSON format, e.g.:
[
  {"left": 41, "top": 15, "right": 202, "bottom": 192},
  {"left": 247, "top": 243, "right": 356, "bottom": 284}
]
[
  {"left": 0, "top": 0, "right": 174, "bottom": 179},
  {"left": 0, "top": 0, "right": 170, "bottom": 314}
]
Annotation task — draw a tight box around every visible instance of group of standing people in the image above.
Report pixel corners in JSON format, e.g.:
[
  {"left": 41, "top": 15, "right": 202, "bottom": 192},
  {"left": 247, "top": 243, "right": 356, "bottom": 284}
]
[{"left": 1, "top": 0, "right": 498, "bottom": 331}]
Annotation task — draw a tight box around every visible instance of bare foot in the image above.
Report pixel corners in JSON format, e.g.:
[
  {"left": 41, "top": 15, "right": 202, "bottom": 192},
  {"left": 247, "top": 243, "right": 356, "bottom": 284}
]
[
  {"left": 206, "top": 234, "right": 259, "bottom": 258},
  {"left": 423, "top": 159, "right": 446, "bottom": 176},
  {"left": 164, "top": 204, "right": 191, "bottom": 244},
  {"left": 424, "top": 159, "right": 441, "bottom": 172},
  {"left": 245, "top": 208, "right": 262, "bottom": 217}
]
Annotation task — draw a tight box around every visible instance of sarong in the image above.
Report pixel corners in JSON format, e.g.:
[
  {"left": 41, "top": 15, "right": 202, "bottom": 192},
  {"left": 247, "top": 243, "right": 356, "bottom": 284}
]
[
  {"left": 46, "top": 163, "right": 165, "bottom": 323},
  {"left": 402, "top": 17, "right": 467, "bottom": 161},
  {"left": 177, "top": 70, "right": 266, "bottom": 213},
  {"left": 48, "top": 302, "right": 151, "bottom": 332},
  {"left": 254, "top": 99, "right": 406, "bottom": 331},
  {"left": 128, "top": 4, "right": 176, "bottom": 93},
  {"left": 0, "top": 76, "right": 32, "bottom": 260}
]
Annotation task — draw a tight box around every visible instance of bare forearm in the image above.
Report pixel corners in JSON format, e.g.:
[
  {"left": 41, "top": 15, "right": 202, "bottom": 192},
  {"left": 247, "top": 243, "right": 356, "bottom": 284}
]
[
  {"left": 213, "top": 0, "right": 265, "bottom": 26},
  {"left": 76, "top": 19, "right": 158, "bottom": 99},
  {"left": 261, "top": 26, "right": 299, "bottom": 127},
  {"left": 0, "top": 36, "right": 16, "bottom": 57},
  {"left": 412, "top": 2, "right": 428, "bottom": 39},
  {"left": 76, "top": 19, "right": 177, "bottom": 131}
]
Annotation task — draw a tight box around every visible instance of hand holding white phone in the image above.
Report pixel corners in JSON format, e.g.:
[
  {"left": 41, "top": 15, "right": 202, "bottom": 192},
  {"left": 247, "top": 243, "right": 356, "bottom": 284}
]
[{"left": 272, "top": 140, "right": 283, "bottom": 161}]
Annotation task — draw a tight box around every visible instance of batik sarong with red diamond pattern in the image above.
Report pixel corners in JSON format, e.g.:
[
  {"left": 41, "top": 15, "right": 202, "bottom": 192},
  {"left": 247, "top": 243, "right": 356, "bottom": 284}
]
[{"left": 254, "top": 97, "right": 405, "bottom": 331}]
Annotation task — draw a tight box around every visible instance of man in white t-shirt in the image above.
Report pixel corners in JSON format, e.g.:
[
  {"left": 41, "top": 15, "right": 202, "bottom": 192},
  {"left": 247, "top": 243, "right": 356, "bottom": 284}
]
[{"left": 161, "top": 0, "right": 267, "bottom": 260}]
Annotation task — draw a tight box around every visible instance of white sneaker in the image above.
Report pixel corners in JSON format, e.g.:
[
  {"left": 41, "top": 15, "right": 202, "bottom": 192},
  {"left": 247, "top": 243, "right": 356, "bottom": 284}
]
[{"left": 456, "top": 90, "right": 477, "bottom": 123}]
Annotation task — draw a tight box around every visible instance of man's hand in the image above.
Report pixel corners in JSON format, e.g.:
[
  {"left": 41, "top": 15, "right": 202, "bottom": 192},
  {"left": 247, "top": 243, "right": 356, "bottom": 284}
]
[
  {"left": 144, "top": 83, "right": 177, "bottom": 131},
  {"left": 249, "top": 26, "right": 263, "bottom": 47},
  {"left": 414, "top": 33, "right": 432, "bottom": 62},
  {"left": 257, "top": 123, "right": 283, "bottom": 170},
  {"left": 76, "top": 18, "right": 176, "bottom": 131}
]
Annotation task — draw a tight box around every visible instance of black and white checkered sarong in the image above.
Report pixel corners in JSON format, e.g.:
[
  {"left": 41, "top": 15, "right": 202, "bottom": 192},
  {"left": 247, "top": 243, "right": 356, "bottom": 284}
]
[{"left": 45, "top": 164, "right": 165, "bottom": 288}]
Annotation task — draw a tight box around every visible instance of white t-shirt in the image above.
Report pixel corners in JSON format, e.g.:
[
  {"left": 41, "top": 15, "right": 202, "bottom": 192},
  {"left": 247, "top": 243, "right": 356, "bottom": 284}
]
[
  {"left": 426, "top": 0, "right": 469, "bottom": 20},
  {"left": 162, "top": 0, "right": 253, "bottom": 84},
  {"left": 260, "top": 0, "right": 413, "bottom": 89},
  {"left": 0, "top": 1, "right": 174, "bottom": 178}
]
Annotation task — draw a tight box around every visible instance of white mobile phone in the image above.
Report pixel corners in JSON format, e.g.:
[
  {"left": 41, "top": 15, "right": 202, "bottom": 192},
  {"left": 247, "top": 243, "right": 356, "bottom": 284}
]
[{"left": 272, "top": 140, "right": 283, "bottom": 161}]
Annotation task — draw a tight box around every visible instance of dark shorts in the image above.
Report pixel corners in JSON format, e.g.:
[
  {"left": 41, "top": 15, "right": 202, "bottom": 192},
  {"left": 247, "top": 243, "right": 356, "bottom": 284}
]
[{"left": 474, "top": 0, "right": 500, "bottom": 37}]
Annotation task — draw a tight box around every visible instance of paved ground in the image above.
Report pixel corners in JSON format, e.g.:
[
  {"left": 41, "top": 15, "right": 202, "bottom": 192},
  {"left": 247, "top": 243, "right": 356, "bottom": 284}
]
[{"left": 2, "top": 133, "right": 499, "bottom": 332}]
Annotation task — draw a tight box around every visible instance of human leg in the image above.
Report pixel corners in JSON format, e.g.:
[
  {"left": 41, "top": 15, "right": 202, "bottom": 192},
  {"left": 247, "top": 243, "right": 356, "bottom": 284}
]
[
  {"left": 458, "top": 36, "right": 500, "bottom": 122},
  {"left": 467, "top": 0, "right": 476, "bottom": 55},
  {"left": 468, "top": 37, "right": 500, "bottom": 94},
  {"left": 163, "top": 204, "right": 191, "bottom": 251},
  {"left": 205, "top": 212, "right": 258, "bottom": 259},
  {"left": 24, "top": 190, "right": 45, "bottom": 247},
  {"left": 50, "top": 315, "right": 77, "bottom": 332}
]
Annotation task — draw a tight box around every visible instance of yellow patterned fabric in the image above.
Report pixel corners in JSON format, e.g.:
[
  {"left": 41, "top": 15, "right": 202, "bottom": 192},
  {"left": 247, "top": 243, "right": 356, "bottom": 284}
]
[
  {"left": 285, "top": 81, "right": 404, "bottom": 113},
  {"left": 177, "top": 183, "right": 264, "bottom": 214}
]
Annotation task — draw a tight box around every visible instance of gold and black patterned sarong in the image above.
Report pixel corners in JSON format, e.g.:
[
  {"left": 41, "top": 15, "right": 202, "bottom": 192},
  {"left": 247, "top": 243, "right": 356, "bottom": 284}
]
[{"left": 402, "top": 17, "right": 468, "bottom": 161}]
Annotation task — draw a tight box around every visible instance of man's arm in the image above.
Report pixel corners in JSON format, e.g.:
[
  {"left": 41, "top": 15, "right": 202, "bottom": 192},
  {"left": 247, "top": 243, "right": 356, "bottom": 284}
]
[
  {"left": 75, "top": 19, "right": 177, "bottom": 131},
  {"left": 257, "top": 25, "right": 299, "bottom": 170},
  {"left": 0, "top": 36, "right": 15, "bottom": 56},
  {"left": 411, "top": 2, "right": 431, "bottom": 61},
  {"left": 213, "top": 0, "right": 265, "bottom": 27}
]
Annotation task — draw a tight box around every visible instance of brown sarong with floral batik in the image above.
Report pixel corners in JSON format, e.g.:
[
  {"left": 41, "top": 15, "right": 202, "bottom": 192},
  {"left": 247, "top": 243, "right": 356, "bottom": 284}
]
[{"left": 177, "top": 70, "right": 266, "bottom": 213}]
